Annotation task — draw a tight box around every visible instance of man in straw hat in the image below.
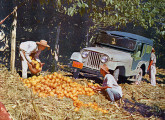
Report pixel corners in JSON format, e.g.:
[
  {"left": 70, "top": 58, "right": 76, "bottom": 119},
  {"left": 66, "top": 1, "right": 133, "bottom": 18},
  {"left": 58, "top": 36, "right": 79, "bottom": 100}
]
[
  {"left": 93, "top": 64, "right": 122, "bottom": 102},
  {"left": 19, "top": 40, "right": 50, "bottom": 78},
  {"left": 147, "top": 47, "right": 156, "bottom": 86}
]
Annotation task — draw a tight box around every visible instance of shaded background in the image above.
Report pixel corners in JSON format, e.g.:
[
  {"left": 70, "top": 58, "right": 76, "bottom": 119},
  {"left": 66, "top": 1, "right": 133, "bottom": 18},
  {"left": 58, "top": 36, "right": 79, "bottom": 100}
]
[{"left": 0, "top": 0, "right": 164, "bottom": 72}]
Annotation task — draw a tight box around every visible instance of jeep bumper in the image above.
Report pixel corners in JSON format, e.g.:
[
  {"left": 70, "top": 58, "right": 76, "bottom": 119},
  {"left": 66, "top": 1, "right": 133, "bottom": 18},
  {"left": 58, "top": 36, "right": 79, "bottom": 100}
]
[{"left": 69, "top": 60, "right": 102, "bottom": 77}]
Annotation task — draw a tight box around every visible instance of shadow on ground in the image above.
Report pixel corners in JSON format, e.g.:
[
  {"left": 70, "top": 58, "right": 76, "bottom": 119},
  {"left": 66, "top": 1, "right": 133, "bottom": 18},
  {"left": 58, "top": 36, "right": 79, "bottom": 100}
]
[
  {"left": 156, "top": 73, "right": 165, "bottom": 84},
  {"left": 143, "top": 77, "right": 165, "bottom": 85},
  {"left": 18, "top": 70, "right": 32, "bottom": 78},
  {"left": 123, "top": 99, "right": 165, "bottom": 119},
  {"left": 79, "top": 72, "right": 134, "bottom": 84},
  {"left": 156, "top": 73, "right": 165, "bottom": 79}
]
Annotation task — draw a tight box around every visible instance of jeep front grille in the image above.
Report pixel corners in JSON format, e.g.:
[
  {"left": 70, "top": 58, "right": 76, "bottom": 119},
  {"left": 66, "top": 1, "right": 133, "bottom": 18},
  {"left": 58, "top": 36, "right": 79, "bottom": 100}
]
[{"left": 86, "top": 51, "right": 102, "bottom": 70}]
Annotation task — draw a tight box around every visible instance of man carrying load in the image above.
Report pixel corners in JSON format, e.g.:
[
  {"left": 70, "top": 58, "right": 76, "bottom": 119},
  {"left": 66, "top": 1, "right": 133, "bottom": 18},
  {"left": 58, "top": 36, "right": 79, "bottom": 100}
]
[{"left": 19, "top": 40, "right": 50, "bottom": 78}]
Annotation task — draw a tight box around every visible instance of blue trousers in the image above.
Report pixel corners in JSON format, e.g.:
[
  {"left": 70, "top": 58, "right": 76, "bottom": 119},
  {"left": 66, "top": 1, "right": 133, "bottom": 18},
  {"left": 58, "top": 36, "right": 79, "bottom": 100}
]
[{"left": 106, "top": 88, "right": 121, "bottom": 102}]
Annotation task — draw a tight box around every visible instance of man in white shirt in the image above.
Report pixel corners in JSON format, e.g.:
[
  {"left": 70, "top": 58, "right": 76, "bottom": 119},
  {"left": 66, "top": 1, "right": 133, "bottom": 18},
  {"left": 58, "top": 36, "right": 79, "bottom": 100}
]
[
  {"left": 19, "top": 40, "right": 50, "bottom": 78},
  {"left": 148, "top": 48, "right": 156, "bottom": 86},
  {"left": 93, "top": 64, "right": 122, "bottom": 102}
]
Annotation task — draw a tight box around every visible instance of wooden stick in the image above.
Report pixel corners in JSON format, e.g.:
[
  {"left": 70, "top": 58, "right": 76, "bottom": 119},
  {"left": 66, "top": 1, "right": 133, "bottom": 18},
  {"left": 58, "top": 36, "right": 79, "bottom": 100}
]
[
  {"left": 0, "top": 10, "right": 16, "bottom": 24},
  {"left": 54, "top": 22, "right": 61, "bottom": 71},
  {"left": 10, "top": 7, "right": 17, "bottom": 74}
]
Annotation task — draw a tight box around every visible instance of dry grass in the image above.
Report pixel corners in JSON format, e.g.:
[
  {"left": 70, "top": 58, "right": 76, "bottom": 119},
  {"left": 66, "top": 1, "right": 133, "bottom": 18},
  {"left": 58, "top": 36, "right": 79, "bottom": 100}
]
[{"left": 0, "top": 64, "right": 164, "bottom": 120}]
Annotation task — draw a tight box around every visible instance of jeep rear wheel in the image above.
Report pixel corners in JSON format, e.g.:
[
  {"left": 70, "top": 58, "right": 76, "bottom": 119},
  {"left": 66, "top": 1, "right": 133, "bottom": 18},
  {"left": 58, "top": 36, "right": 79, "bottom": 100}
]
[{"left": 135, "top": 68, "right": 143, "bottom": 84}]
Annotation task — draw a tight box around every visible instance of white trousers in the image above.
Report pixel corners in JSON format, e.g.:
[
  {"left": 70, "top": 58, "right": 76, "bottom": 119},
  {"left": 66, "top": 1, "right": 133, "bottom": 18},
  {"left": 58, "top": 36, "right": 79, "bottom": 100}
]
[
  {"left": 20, "top": 51, "right": 28, "bottom": 79},
  {"left": 150, "top": 65, "right": 156, "bottom": 86}
]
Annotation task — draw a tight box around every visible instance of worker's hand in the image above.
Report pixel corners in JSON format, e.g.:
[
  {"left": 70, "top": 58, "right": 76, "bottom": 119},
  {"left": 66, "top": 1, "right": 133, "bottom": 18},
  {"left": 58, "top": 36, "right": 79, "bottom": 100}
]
[
  {"left": 92, "top": 86, "right": 101, "bottom": 91},
  {"left": 38, "top": 62, "right": 41, "bottom": 66},
  {"left": 31, "top": 62, "right": 36, "bottom": 68},
  {"left": 39, "top": 62, "right": 45, "bottom": 67},
  {"left": 37, "top": 67, "right": 42, "bottom": 73},
  {"left": 41, "top": 63, "right": 45, "bottom": 67},
  {"left": 95, "top": 88, "right": 102, "bottom": 91},
  {"left": 0, "top": 20, "right": 3, "bottom": 24}
]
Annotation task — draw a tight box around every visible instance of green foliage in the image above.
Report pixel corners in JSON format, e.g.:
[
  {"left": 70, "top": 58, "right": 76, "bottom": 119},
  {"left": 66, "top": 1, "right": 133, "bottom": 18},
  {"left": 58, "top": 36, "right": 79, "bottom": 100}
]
[
  {"left": 36, "top": 0, "right": 165, "bottom": 68},
  {"left": 37, "top": 0, "right": 164, "bottom": 34}
]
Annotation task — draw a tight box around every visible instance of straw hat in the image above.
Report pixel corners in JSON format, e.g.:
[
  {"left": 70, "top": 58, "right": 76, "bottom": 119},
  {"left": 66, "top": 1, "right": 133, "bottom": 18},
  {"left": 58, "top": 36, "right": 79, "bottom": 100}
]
[
  {"left": 100, "top": 64, "right": 110, "bottom": 74},
  {"left": 36, "top": 40, "right": 50, "bottom": 48},
  {"left": 152, "top": 47, "right": 155, "bottom": 52}
]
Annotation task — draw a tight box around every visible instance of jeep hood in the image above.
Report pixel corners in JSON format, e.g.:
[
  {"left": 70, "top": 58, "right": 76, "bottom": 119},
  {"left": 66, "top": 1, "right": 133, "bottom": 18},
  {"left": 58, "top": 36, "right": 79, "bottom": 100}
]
[{"left": 83, "top": 47, "right": 132, "bottom": 62}]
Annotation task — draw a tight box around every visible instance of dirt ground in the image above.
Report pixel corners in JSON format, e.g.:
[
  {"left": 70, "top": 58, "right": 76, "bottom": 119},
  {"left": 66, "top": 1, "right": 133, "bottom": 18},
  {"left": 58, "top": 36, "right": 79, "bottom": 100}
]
[{"left": 0, "top": 64, "right": 164, "bottom": 120}]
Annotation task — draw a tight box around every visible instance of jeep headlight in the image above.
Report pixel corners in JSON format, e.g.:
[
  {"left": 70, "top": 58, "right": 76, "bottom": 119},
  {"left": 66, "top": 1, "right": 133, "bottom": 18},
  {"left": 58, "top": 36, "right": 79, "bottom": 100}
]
[
  {"left": 100, "top": 55, "right": 109, "bottom": 63},
  {"left": 81, "top": 51, "right": 89, "bottom": 58}
]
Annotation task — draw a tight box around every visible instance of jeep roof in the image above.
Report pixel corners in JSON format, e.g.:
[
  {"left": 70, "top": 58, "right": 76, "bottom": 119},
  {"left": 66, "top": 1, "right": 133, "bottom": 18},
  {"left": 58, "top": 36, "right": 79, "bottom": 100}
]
[{"left": 102, "top": 31, "right": 153, "bottom": 46}]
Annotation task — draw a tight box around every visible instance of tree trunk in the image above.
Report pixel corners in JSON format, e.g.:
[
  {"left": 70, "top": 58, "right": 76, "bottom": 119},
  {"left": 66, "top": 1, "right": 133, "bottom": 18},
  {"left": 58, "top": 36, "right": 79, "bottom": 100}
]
[
  {"left": 54, "top": 22, "right": 61, "bottom": 71},
  {"left": 85, "top": 30, "right": 89, "bottom": 47},
  {"left": 10, "top": 7, "right": 17, "bottom": 74}
]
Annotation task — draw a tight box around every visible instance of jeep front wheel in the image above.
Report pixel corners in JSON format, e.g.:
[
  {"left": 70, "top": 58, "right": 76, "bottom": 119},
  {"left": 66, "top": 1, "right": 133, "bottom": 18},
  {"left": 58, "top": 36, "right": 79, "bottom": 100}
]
[{"left": 73, "top": 68, "right": 80, "bottom": 79}]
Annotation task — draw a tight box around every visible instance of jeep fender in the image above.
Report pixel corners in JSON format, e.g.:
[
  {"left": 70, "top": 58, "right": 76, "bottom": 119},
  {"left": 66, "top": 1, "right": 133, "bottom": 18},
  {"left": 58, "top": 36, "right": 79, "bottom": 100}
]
[
  {"left": 136, "top": 61, "right": 148, "bottom": 75},
  {"left": 106, "top": 61, "right": 117, "bottom": 70},
  {"left": 70, "top": 52, "right": 82, "bottom": 63},
  {"left": 106, "top": 62, "right": 127, "bottom": 76}
]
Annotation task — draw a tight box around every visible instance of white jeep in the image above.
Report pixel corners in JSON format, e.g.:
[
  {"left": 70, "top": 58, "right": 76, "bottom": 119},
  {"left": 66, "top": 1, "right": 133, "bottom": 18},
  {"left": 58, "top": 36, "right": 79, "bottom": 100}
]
[{"left": 70, "top": 31, "right": 153, "bottom": 82}]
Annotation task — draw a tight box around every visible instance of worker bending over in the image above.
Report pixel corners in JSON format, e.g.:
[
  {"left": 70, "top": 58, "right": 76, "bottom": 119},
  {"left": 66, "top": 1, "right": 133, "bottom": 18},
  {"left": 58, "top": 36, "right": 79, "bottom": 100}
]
[{"left": 19, "top": 40, "right": 50, "bottom": 78}]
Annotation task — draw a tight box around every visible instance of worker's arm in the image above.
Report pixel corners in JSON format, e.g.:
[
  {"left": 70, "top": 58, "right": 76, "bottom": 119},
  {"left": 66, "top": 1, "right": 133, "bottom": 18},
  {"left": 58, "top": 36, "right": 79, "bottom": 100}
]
[
  {"left": 93, "top": 86, "right": 111, "bottom": 91},
  {"left": 34, "top": 50, "right": 41, "bottom": 63},
  {"left": 25, "top": 51, "right": 32, "bottom": 63},
  {"left": 24, "top": 43, "right": 38, "bottom": 64},
  {"left": 25, "top": 50, "right": 36, "bottom": 68},
  {"left": 147, "top": 60, "right": 153, "bottom": 71}
]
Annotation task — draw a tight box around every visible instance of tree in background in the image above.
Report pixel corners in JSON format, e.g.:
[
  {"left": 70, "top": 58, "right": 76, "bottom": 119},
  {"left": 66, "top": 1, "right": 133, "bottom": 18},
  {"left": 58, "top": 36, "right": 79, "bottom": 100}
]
[
  {"left": 2, "top": 0, "right": 163, "bottom": 69},
  {"left": 37, "top": 0, "right": 164, "bottom": 68},
  {"left": 36, "top": 0, "right": 164, "bottom": 33}
]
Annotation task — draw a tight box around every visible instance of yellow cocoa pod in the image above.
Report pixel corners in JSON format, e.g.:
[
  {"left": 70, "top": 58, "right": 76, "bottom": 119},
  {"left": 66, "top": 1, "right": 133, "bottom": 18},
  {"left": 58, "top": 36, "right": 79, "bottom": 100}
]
[
  {"left": 34, "top": 61, "right": 38, "bottom": 64},
  {"left": 32, "top": 60, "right": 35, "bottom": 62},
  {"left": 36, "top": 63, "right": 40, "bottom": 69}
]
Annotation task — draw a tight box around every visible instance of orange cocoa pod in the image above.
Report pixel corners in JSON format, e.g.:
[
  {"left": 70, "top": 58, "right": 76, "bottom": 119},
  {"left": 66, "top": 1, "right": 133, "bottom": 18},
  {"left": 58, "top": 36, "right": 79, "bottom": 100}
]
[
  {"left": 49, "top": 92, "right": 54, "bottom": 96},
  {"left": 38, "top": 92, "right": 44, "bottom": 97},
  {"left": 98, "top": 108, "right": 102, "bottom": 111},
  {"left": 102, "top": 110, "right": 108, "bottom": 113},
  {"left": 74, "top": 107, "right": 79, "bottom": 112},
  {"left": 88, "top": 82, "right": 93, "bottom": 86}
]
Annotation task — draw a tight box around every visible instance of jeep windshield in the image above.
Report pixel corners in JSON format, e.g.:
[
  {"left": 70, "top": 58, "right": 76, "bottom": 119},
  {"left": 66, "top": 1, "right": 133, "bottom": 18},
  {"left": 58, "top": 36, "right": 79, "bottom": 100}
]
[{"left": 95, "top": 32, "right": 136, "bottom": 51}]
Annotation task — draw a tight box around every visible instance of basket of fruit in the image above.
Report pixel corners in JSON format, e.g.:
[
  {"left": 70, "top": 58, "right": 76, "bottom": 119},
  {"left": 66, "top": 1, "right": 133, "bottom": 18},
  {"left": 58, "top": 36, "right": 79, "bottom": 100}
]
[{"left": 28, "top": 56, "right": 44, "bottom": 74}]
